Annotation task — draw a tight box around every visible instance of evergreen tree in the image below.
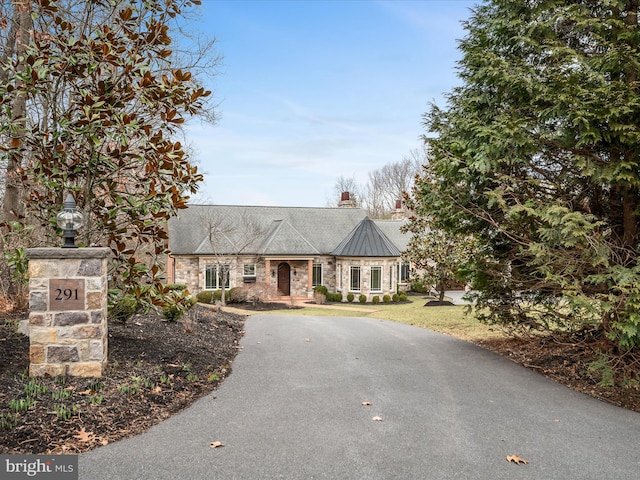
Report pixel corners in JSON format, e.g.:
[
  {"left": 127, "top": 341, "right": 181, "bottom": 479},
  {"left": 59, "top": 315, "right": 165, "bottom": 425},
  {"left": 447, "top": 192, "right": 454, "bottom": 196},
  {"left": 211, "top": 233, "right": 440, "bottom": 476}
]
[{"left": 412, "top": 0, "right": 640, "bottom": 347}]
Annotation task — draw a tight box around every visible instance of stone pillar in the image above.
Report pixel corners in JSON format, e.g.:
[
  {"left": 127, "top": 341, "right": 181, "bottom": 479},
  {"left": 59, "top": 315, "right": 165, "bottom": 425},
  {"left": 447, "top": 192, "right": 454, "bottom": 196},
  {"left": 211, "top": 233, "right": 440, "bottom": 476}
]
[{"left": 26, "top": 247, "right": 110, "bottom": 377}]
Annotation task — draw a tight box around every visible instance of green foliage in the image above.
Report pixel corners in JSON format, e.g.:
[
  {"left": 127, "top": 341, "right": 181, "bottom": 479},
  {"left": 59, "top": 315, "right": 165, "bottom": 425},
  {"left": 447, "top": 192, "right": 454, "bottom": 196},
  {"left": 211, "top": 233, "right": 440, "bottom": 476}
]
[
  {"left": 326, "top": 292, "right": 343, "bottom": 302},
  {"left": 398, "top": 292, "right": 408, "bottom": 302},
  {"left": 383, "top": 295, "right": 392, "bottom": 304},
  {"left": 410, "top": 279, "right": 430, "bottom": 294},
  {"left": 0, "top": 412, "right": 17, "bottom": 430},
  {"left": 313, "top": 285, "right": 329, "bottom": 296},
  {"left": 347, "top": 293, "right": 355, "bottom": 303},
  {"left": 196, "top": 290, "right": 213, "bottom": 304},
  {"left": 161, "top": 286, "right": 195, "bottom": 322},
  {"left": 213, "top": 290, "right": 230, "bottom": 303},
  {"left": 51, "top": 389, "right": 72, "bottom": 402},
  {"left": 372, "top": 296, "right": 380, "bottom": 304},
  {"left": 24, "top": 379, "right": 47, "bottom": 398},
  {"left": 392, "top": 293, "right": 400, "bottom": 303},
  {"left": 53, "top": 404, "right": 78, "bottom": 421},
  {"left": 409, "top": 0, "right": 640, "bottom": 349},
  {"left": 9, "top": 397, "right": 36, "bottom": 413},
  {"left": 359, "top": 294, "right": 367, "bottom": 303},
  {"left": 588, "top": 354, "right": 615, "bottom": 387},
  {"left": 108, "top": 294, "right": 139, "bottom": 324}
]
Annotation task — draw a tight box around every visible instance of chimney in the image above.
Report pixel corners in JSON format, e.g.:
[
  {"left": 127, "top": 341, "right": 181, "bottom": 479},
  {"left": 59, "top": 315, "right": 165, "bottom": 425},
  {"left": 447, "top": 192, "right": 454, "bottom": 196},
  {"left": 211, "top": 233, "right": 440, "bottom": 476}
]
[
  {"left": 391, "top": 199, "right": 405, "bottom": 220},
  {"left": 338, "top": 191, "right": 355, "bottom": 208}
]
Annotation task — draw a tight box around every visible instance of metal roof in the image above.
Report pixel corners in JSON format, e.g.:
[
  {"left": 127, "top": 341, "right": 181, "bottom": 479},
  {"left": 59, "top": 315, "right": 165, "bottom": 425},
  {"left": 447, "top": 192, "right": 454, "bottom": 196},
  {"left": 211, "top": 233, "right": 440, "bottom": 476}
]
[{"left": 332, "top": 217, "right": 402, "bottom": 257}]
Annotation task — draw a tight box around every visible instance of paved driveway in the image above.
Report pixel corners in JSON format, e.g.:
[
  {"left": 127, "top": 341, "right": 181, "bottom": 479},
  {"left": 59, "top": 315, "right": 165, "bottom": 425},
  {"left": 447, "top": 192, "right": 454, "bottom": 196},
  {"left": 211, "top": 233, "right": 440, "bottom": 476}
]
[{"left": 80, "top": 315, "right": 640, "bottom": 479}]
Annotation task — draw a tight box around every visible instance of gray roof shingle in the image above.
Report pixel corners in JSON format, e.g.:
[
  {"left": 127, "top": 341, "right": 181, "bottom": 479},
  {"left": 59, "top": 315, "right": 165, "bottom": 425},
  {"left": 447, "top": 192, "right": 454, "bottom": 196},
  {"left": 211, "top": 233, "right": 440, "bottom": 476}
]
[{"left": 169, "top": 204, "right": 391, "bottom": 256}]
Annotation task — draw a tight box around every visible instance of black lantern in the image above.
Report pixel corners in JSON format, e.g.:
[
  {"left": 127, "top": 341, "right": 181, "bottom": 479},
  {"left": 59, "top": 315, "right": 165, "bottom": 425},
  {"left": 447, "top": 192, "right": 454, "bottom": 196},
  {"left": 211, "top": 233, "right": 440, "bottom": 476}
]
[{"left": 56, "top": 194, "right": 84, "bottom": 248}]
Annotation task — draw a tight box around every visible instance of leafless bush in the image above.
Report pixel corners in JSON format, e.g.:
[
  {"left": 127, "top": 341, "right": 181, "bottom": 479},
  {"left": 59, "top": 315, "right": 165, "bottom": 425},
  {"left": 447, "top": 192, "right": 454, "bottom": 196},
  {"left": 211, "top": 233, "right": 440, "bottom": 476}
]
[
  {"left": 181, "top": 307, "right": 197, "bottom": 334},
  {"left": 237, "top": 283, "right": 279, "bottom": 306},
  {"left": 314, "top": 292, "right": 326, "bottom": 305}
]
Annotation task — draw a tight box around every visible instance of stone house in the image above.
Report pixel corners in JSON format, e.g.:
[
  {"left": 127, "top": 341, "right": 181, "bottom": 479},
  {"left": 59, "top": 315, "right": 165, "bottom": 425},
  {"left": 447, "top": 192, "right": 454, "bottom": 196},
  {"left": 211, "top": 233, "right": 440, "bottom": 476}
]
[{"left": 166, "top": 196, "right": 411, "bottom": 301}]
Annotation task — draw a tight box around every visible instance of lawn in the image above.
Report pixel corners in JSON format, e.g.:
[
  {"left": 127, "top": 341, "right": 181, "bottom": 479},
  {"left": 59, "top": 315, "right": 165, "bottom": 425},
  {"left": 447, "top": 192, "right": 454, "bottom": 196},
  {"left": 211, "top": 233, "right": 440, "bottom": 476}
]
[{"left": 253, "top": 294, "right": 506, "bottom": 342}]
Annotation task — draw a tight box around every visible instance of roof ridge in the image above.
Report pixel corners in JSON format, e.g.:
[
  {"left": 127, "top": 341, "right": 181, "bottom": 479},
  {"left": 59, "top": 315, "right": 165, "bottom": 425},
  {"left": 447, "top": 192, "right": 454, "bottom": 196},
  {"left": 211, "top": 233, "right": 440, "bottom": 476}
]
[{"left": 258, "top": 219, "right": 283, "bottom": 254}]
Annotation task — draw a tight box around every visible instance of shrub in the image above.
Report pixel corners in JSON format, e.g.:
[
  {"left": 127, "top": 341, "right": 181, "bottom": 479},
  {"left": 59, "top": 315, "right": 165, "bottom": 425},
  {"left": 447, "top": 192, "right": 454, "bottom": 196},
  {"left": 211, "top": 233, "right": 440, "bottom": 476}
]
[
  {"left": 212, "top": 290, "right": 230, "bottom": 303},
  {"left": 359, "top": 294, "right": 367, "bottom": 303},
  {"left": 162, "top": 287, "right": 195, "bottom": 322},
  {"left": 313, "top": 285, "right": 328, "bottom": 296},
  {"left": 108, "top": 295, "right": 139, "bottom": 323},
  {"left": 326, "top": 292, "right": 343, "bottom": 302},
  {"left": 229, "top": 287, "right": 247, "bottom": 304},
  {"left": 165, "top": 283, "right": 188, "bottom": 291},
  {"left": 314, "top": 292, "right": 327, "bottom": 305},
  {"left": 238, "top": 283, "right": 279, "bottom": 306},
  {"left": 392, "top": 293, "right": 399, "bottom": 303},
  {"left": 398, "top": 292, "right": 408, "bottom": 302},
  {"left": 372, "top": 296, "right": 380, "bottom": 304},
  {"left": 162, "top": 304, "right": 184, "bottom": 322},
  {"left": 196, "top": 290, "right": 213, "bottom": 304},
  {"left": 383, "top": 294, "right": 391, "bottom": 304},
  {"left": 347, "top": 293, "right": 355, "bottom": 303},
  {"left": 411, "top": 279, "right": 430, "bottom": 294}
]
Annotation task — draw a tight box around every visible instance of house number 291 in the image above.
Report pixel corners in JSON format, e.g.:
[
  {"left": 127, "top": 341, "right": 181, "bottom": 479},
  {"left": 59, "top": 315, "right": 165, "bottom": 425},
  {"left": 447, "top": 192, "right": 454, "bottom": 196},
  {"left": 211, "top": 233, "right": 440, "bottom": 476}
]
[
  {"left": 55, "top": 288, "right": 79, "bottom": 301},
  {"left": 49, "top": 279, "right": 85, "bottom": 311}
]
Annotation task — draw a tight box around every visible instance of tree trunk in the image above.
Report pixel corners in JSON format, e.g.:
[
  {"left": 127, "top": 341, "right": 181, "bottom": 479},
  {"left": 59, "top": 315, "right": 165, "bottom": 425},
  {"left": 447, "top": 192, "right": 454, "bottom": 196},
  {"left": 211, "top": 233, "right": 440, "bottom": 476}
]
[{"left": 2, "top": 2, "right": 32, "bottom": 221}]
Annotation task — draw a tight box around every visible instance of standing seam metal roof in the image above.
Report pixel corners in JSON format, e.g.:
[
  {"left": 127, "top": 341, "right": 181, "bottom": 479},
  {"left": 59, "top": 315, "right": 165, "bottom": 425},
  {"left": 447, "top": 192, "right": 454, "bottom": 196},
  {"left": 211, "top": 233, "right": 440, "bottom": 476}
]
[{"left": 332, "top": 216, "right": 402, "bottom": 257}]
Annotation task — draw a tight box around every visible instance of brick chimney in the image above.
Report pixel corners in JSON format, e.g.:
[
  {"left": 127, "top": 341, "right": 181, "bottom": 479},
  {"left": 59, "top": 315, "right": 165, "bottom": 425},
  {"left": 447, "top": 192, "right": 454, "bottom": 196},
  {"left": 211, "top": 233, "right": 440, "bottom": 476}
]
[
  {"left": 338, "top": 191, "right": 355, "bottom": 208},
  {"left": 391, "top": 199, "right": 405, "bottom": 220}
]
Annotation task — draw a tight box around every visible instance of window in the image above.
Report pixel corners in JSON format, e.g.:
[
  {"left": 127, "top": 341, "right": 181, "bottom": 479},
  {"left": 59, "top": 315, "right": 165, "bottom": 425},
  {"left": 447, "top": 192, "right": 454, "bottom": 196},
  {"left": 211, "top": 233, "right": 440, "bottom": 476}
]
[
  {"left": 399, "top": 262, "right": 411, "bottom": 282},
  {"left": 312, "top": 263, "right": 322, "bottom": 287},
  {"left": 371, "top": 266, "right": 382, "bottom": 292},
  {"left": 243, "top": 264, "right": 256, "bottom": 277},
  {"left": 205, "top": 264, "right": 230, "bottom": 290},
  {"left": 243, "top": 264, "right": 256, "bottom": 283},
  {"left": 350, "top": 266, "right": 361, "bottom": 291}
]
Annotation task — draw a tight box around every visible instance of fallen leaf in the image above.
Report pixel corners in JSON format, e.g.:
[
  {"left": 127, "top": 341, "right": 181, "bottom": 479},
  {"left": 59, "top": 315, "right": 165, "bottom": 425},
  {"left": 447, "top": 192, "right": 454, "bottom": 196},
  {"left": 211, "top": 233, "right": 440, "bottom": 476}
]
[
  {"left": 210, "top": 441, "right": 224, "bottom": 449},
  {"left": 506, "top": 455, "right": 529, "bottom": 465},
  {"left": 78, "top": 389, "right": 92, "bottom": 395},
  {"left": 65, "top": 386, "right": 76, "bottom": 391},
  {"left": 100, "top": 439, "right": 109, "bottom": 446},
  {"left": 153, "top": 386, "right": 162, "bottom": 394},
  {"left": 361, "top": 401, "right": 372, "bottom": 406},
  {"left": 74, "top": 428, "right": 95, "bottom": 443},
  {"left": 372, "top": 416, "right": 383, "bottom": 421}
]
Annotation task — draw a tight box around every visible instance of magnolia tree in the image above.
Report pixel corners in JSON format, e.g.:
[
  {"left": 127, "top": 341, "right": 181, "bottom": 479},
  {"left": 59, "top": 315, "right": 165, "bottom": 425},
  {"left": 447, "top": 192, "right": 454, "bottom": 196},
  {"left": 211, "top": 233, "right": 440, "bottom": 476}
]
[{"left": 0, "top": 0, "right": 216, "bottom": 310}]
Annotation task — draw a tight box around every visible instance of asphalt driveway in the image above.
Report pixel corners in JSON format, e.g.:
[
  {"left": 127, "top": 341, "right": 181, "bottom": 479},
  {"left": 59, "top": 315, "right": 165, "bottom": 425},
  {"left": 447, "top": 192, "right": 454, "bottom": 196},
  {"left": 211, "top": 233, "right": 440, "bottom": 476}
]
[{"left": 80, "top": 315, "right": 640, "bottom": 479}]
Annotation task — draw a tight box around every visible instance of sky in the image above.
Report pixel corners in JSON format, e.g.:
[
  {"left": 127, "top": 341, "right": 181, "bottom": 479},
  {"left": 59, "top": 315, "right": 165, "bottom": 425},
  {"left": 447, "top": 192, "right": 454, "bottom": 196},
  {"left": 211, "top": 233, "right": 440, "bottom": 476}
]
[{"left": 185, "top": 0, "right": 478, "bottom": 207}]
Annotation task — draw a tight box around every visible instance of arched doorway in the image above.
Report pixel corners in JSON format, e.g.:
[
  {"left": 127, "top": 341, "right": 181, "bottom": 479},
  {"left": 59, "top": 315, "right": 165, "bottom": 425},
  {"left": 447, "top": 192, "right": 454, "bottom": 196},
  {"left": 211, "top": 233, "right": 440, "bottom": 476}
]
[{"left": 277, "top": 263, "right": 290, "bottom": 296}]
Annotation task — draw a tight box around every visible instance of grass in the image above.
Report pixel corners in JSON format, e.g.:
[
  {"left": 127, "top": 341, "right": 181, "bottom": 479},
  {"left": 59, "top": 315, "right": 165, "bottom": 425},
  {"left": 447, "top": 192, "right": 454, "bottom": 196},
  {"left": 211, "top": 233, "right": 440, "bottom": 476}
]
[{"left": 252, "top": 294, "right": 506, "bottom": 342}]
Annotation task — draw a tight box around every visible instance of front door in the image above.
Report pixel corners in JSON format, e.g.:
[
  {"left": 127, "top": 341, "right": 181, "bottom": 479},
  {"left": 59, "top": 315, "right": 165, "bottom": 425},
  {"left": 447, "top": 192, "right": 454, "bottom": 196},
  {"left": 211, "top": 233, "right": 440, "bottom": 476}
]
[{"left": 277, "top": 263, "right": 290, "bottom": 296}]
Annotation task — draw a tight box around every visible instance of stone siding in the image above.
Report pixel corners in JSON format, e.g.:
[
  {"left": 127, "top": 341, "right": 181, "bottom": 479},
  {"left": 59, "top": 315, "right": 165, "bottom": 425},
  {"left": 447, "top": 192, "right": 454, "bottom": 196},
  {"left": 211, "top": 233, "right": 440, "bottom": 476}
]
[{"left": 26, "top": 248, "right": 110, "bottom": 377}]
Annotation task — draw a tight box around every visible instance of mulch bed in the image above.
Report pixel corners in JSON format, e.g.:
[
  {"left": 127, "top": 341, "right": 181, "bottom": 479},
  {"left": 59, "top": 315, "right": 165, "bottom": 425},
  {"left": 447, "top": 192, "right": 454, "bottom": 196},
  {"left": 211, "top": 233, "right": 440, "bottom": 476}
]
[{"left": 0, "top": 305, "right": 246, "bottom": 454}]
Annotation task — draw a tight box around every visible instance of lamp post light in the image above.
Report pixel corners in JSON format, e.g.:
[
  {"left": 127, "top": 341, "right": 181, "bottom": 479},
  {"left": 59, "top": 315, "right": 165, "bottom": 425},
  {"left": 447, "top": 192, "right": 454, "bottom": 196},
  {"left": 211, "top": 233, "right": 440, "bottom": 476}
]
[{"left": 56, "top": 194, "right": 84, "bottom": 248}]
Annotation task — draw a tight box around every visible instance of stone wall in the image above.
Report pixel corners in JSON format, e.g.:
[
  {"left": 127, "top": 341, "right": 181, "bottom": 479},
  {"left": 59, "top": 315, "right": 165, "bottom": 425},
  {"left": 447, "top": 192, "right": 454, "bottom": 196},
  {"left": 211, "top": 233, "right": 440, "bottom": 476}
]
[
  {"left": 335, "top": 257, "right": 399, "bottom": 301},
  {"left": 26, "top": 248, "right": 110, "bottom": 377}
]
